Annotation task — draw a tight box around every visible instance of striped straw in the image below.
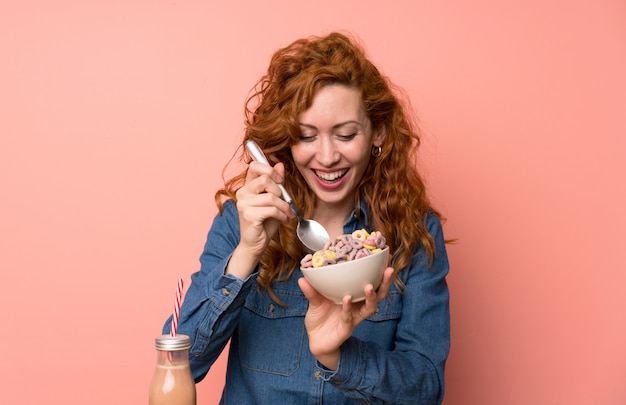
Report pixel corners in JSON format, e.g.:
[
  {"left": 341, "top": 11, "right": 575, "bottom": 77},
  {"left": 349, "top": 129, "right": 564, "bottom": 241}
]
[{"left": 170, "top": 278, "right": 184, "bottom": 337}]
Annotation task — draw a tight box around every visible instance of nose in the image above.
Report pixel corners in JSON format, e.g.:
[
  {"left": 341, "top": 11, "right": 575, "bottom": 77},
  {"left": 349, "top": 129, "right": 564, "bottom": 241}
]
[{"left": 316, "top": 137, "right": 340, "bottom": 166}]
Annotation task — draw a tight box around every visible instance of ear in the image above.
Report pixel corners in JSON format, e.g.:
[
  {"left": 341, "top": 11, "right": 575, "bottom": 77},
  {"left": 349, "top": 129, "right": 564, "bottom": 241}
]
[{"left": 373, "top": 126, "right": 386, "bottom": 147}]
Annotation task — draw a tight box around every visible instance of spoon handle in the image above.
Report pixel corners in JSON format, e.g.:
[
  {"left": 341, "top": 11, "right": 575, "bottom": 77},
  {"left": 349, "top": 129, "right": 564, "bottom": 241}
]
[{"left": 245, "top": 140, "right": 299, "bottom": 214}]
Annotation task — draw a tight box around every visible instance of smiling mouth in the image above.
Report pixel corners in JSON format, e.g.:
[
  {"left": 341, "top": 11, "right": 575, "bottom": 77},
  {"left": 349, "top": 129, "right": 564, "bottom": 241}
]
[{"left": 314, "top": 169, "right": 348, "bottom": 183}]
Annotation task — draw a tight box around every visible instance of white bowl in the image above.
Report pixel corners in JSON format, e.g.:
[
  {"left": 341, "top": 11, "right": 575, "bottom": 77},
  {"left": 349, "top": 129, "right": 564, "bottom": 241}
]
[{"left": 301, "top": 247, "right": 390, "bottom": 304}]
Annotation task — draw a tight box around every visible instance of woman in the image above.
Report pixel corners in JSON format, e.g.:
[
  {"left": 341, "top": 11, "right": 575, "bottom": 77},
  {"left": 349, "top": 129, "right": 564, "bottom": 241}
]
[{"left": 164, "top": 32, "right": 450, "bottom": 404}]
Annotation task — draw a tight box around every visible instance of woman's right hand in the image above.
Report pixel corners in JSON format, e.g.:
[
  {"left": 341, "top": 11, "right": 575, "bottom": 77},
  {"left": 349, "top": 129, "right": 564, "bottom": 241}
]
[{"left": 225, "top": 160, "right": 294, "bottom": 279}]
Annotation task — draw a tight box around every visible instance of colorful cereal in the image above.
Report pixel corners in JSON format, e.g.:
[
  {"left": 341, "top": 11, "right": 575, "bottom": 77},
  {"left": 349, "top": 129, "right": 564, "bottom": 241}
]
[{"left": 300, "top": 229, "right": 388, "bottom": 268}]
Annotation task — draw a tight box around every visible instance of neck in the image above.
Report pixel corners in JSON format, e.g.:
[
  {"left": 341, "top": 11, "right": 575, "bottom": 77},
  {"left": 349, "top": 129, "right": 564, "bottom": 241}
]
[{"left": 313, "top": 200, "right": 354, "bottom": 239}]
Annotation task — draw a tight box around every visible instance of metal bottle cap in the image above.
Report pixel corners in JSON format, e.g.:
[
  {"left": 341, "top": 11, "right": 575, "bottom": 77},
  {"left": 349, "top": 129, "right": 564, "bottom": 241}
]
[{"left": 154, "top": 334, "right": 191, "bottom": 351}]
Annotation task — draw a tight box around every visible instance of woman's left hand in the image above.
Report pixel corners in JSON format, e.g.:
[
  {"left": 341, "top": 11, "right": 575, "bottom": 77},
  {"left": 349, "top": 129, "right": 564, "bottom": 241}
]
[{"left": 297, "top": 267, "right": 394, "bottom": 370}]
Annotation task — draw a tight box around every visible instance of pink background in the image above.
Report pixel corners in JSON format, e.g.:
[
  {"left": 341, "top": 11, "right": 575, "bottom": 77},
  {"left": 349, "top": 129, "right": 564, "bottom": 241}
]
[{"left": 1, "top": 1, "right": 625, "bottom": 404}]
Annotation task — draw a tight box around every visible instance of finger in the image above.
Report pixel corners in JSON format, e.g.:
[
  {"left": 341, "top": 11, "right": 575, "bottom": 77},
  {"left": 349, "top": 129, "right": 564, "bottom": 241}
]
[
  {"left": 241, "top": 172, "right": 283, "bottom": 199},
  {"left": 359, "top": 284, "right": 379, "bottom": 318},
  {"left": 298, "top": 277, "right": 325, "bottom": 307},
  {"left": 246, "top": 160, "right": 277, "bottom": 179},
  {"left": 375, "top": 267, "right": 394, "bottom": 301},
  {"left": 273, "top": 162, "right": 286, "bottom": 184},
  {"left": 242, "top": 162, "right": 279, "bottom": 199},
  {"left": 236, "top": 183, "right": 293, "bottom": 223},
  {"left": 247, "top": 160, "right": 286, "bottom": 186},
  {"left": 342, "top": 295, "right": 354, "bottom": 323},
  {"left": 240, "top": 205, "right": 292, "bottom": 227}
]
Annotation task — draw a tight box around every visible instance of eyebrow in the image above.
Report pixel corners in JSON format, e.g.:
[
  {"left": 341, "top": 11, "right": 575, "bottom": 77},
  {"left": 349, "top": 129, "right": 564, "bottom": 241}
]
[{"left": 299, "top": 120, "right": 362, "bottom": 130}]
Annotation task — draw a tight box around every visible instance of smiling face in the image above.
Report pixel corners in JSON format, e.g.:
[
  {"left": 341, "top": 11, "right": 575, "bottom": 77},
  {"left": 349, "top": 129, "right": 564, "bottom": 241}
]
[{"left": 291, "top": 84, "right": 384, "bottom": 218}]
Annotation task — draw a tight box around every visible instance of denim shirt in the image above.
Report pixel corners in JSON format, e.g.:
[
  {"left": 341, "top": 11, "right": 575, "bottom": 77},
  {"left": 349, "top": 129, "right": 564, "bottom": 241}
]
[{"left": 163, "top": 199, "right": 450, "bottom": 404}]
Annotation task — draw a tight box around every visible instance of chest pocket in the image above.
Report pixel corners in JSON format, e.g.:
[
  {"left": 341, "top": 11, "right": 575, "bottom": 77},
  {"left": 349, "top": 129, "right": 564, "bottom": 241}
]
[
  {"left": 238, "top": 284, "right": 308, "bottom": 376},
  {"left": 353, "top": 283, "right": 403, "bottom": 347}
]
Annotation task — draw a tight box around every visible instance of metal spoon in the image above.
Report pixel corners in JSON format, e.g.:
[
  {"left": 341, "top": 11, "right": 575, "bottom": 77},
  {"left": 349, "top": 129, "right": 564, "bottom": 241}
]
[{"left": 245, "top": 140, "right": 331, "bottom": 251}]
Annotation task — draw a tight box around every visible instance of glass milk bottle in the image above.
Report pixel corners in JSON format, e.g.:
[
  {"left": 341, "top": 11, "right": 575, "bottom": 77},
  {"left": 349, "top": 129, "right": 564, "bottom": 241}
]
[{"left": 149, "top": 334, "right": 196, "bottom": 405}]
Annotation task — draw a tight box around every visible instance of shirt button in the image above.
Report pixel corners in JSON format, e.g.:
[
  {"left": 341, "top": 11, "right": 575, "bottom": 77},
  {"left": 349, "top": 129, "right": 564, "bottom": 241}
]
[
  {"left": 314, "top": 371, "right": 322, "bottom": 380},
  {"left": 269, "top": 304, "right": 275, "bottom": 313},
  {"left": 221, "top": 287, "right": 230, "bottom": 296}
]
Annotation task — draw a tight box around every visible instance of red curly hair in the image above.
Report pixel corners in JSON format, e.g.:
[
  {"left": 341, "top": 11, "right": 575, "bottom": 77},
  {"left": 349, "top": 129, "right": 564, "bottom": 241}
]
[{"left": 216, "top": 32, "right": 441, "bottom": 301}]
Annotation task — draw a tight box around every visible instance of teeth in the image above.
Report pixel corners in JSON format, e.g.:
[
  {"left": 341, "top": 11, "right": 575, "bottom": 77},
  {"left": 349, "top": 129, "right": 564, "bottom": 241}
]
[{"left": 316, "top": 170, "right": 347, "bottom": 181}]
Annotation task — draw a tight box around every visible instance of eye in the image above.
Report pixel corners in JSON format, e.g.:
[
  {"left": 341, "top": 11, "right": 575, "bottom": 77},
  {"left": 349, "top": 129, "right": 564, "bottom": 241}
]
[
  {"left": 337, "top": 133, "right": 357, "bottom": 141},
  {"left": 298, "top": 134, "right": 316, "bottom": 142}
]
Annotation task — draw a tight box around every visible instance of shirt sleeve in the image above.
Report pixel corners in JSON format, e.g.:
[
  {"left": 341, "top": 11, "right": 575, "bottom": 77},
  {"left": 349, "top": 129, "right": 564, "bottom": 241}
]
[
  {"left": 162, "top": 200, "right": 258, "bottom": 382},
  {"left": 318, "top": 212, "right": 451, "bottom": 404}
]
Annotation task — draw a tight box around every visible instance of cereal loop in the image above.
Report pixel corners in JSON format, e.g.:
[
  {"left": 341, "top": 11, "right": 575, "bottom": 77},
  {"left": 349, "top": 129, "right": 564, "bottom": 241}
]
[
  {"left": 300, "top": 229, "right": 388, "bottom": 268},
  {"left": 350, "top": 238, "right": 363, "bottom": 249},
  {"left": 362, "top": 238, "right": 377, "bottom": 250},
  {"left": 312, "top": 255, "right": 325, "bottom": 268},
  {"left": 351, "top": 229, "right": 368, "bottom": 241}
]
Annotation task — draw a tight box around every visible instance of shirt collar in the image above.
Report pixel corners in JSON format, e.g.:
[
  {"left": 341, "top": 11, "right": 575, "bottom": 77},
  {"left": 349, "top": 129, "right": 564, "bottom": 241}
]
[{"left": 344, "top": 198, "right": 371, "bottom": 232}]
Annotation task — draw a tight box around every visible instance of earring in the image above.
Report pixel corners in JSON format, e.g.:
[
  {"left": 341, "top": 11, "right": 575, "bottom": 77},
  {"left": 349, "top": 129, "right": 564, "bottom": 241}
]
[{"left": 371, "top": 145, "right": 382, "bottom": 157}]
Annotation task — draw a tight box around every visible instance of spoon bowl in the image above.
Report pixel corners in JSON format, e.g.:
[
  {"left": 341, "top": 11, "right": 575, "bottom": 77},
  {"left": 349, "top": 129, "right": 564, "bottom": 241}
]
[{"left": 245, "top": 140, "right": 331, "bottom": 251}]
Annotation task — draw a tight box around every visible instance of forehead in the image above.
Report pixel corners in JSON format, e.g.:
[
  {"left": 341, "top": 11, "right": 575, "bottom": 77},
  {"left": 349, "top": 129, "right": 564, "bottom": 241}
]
[{"left": 298, "top": 84, "right": 366, "bottom": 126}]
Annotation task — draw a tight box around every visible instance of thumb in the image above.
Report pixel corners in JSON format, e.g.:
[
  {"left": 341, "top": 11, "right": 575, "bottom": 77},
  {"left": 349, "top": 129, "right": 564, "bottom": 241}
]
[
  {"left": 298, "top": 277, "right": 324, "bottom": 305},
  {"left": 273, "top": 162, "right": 286, "bottom": 183}
]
